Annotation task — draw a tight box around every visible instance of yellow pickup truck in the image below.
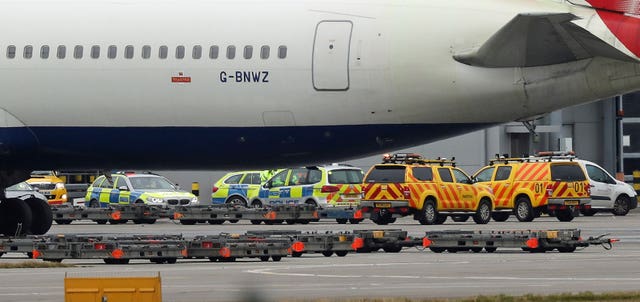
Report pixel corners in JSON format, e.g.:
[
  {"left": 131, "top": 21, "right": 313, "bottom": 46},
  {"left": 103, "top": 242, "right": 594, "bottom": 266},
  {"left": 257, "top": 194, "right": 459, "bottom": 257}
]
[{"left": 26, "top": 171, "right": 68, "bottom": 205}]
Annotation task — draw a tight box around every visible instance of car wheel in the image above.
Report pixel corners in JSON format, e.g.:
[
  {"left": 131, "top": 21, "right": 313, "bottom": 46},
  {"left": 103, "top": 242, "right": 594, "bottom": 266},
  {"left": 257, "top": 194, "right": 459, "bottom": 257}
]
[
  {"left": 251, "top": 200, "right": 263, "bottom": 208},
  {"left": 612, "top": 195, "right": 631, "bottom": 216},
  {"left": 514, "top": 197, "right": 534, "bottom": 222},
  {"left": 472, "top": 199, "right": 491, "bottom": 224},
  {"left": 451, "top": 215, "right": 469, "bottom": 223},
  {"left": 418, "top": 199, "right": 440, "bottom": 225},
  {"left": 226, "top": 196, "right": 247, "bottom": 207},
  {"left": 89, "top": 199, "right": 100, "bottom": 208},
  {"left": 555, "top": 209, "right": 574, "bottom": 222},
  {"left": 580, "top": 208, "right": 598, "bottom": 216},
  {"left": 491, "top": 212, "right": 510, "bottom": 222}
]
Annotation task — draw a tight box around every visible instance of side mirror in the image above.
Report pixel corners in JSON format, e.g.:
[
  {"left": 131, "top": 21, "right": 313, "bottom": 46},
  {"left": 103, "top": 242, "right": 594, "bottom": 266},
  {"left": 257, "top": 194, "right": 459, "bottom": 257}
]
[
  {"left": 118, "top": 186, "right": 129, "bottom": 191},
  {"left": 263, "top": 182, "right": 271, "bottom": 189},
  {"left": 175, "top": 184, "right": 181, "bottom": 190}
]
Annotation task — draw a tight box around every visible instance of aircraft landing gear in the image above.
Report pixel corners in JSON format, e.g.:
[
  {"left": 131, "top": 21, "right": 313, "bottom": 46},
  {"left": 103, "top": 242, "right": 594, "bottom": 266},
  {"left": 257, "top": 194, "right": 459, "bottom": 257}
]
[{"left": 0, "top": 170, "right": 52, "bottom": 236}]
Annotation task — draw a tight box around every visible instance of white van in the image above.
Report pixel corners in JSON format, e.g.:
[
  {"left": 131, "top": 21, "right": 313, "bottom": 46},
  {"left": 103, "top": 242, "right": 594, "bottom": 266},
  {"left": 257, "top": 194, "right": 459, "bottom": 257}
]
[{"left": 576, "top": 159, "right": 638, "bottom": 216}]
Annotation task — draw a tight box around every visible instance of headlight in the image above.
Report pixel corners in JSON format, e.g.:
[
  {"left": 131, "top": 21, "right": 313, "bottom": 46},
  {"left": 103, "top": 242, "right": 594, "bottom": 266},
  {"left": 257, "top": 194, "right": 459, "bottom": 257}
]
[
  {"left": 191, "top": 197, "right": 199, "bottom": 204},
  {"left": 55, "top": 182, "right": 65, "bottom": 190},
  {"left": 146, "top": 197, "right": 164, "bottom": 204}
]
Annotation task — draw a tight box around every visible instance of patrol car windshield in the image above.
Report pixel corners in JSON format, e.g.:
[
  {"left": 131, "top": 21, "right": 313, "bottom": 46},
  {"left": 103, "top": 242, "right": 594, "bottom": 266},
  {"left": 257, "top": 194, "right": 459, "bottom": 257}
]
[
  {"left": 328, "top": 169, "right": 364, "bottom": 184},
  {"left": 129, "top": 176, "right": 176, "bottom": 190},
  {"left": 550, "top": 164, "right": 587, "bottom": 181},
  {"left": 365, "top": 166, "right": 406, "bottom": 183}
]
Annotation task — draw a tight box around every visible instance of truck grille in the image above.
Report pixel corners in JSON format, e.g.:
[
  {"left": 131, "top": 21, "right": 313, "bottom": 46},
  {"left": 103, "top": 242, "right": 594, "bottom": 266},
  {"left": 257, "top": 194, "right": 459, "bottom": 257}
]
[{"left": 31, "top": 183, "right": 56, "bottom": 190}]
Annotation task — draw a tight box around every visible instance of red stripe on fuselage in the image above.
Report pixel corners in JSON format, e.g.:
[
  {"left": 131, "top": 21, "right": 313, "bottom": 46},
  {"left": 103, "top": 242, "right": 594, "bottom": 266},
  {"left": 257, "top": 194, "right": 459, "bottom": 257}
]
[{"left": 588, "top": 1, "right": 640, "bottom": 57}]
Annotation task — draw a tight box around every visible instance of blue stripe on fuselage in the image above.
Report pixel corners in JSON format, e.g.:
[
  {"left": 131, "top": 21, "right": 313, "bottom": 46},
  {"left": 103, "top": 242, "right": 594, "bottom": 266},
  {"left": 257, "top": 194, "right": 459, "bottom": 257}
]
[{"left": 0, "top": 124, "right": 493, "bottom": 170}]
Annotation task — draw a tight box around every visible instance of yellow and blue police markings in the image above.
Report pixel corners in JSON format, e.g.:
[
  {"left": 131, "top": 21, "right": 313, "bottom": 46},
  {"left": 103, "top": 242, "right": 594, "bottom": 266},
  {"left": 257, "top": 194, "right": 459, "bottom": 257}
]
[
  {"left": 211, "top": 171, "right": 265, "bottom": 204},
  {"left": 259, "top": 185, "right": 316, "bottom": 204},
  {"left": 87, "top": 187, "right": 195, "bottom": 207},
  {"left": 212, "top": 184, "right": 254, "bottom": 204}
]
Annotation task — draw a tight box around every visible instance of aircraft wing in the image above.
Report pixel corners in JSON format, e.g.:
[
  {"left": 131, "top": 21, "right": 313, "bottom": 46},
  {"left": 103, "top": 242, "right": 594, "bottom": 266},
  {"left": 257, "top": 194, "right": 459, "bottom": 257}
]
[{"left": 453, "top": 13, "right": 635, "bottom": 68}]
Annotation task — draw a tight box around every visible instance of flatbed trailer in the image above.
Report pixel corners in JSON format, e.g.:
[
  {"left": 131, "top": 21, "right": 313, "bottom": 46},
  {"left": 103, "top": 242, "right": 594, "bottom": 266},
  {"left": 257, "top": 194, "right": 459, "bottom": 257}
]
[
  {"left": 246, "top": 230, "right": 357, "bottom": 257},
  {"left": 421, "top": 229, "right": 617, "bottom": 253},
  {"left": 51, "top": 204, "right": 165, "bottom": 225}
]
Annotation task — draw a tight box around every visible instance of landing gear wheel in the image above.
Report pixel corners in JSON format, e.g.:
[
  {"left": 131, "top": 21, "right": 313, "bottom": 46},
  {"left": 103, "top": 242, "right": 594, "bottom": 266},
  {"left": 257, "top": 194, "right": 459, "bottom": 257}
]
[
  {"left": 612, "top": 195, "right": 631, "bottom": 216},
  {"left": 514, "top": 197, "right": 534, "bottom": 222},
  {"left": 472, "top": 200, "right": 491, "bottom": 224},
  {"left": 24, "top": 198, "right": 52, "bottom": 235},
  {"left": 0, "top": 198, "right": 33, "bottom": 236},
  {"left": 451, "top": 215, "right": 469, "bottom": 223},
  {"left": 491, "top": 212, "right": 510, "bottom": 222}
]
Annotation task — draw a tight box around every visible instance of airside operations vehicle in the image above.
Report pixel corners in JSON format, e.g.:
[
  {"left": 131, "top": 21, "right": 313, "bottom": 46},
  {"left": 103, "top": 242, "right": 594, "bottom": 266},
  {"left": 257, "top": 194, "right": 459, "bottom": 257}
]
[
  {"left": 575, "top": 159, "right": 637, "bottom": 216},
  {"left": 26, "top": 171, "right": 68, "bottom": 205},
  {"left": 473, "top": 152, "right": 591, "bottom": 222},
  {"left": 85, "top": 173, "right": 199, "bottom": 209},
  {"left": 360, "top": 153, "right": 495, "bottom": 225},
  {"left": 3, "top": 0, "right": 640, "bottom": 236},
  {"left": 211, "top": 170, "right": 266, "bottom": 206},
  {"left": 252, "top": 165, "right": 363, "bottom": 208}
]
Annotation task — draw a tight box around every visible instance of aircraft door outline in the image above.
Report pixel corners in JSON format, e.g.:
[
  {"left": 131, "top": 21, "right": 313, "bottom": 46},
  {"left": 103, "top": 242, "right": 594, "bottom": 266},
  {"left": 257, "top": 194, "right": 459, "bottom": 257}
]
[{"left": 312, "top": 20, "right": 353, "bottom": 91}]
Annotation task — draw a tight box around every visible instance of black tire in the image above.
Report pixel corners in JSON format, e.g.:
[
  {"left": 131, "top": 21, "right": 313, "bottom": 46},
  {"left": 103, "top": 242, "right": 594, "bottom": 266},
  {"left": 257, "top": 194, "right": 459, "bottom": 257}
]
[
  {"left": 418, "top": 200, "right": 440, "bottom": 225},
  {"left": 144, "top": 219, "right": 156, "bottom": 224},
  {"left": 0, "top": 198, "right": 33, "bottom": 236},
  {"left": 208, "top": 220, "right": 224, "bottom": 225},
  {"left": 271, "top": 256, "right": 282, "bottom": 262},
  {"left": 291, "top": 252, "right": 303, "bottom": 257},
  {"left": 451, "top": 215, "right": 469, "bottom": 223},
  {"left": 470, "top": 247, "right": 483, "bottom": 253},
  {"left": 336, "top": 219, "right": 348, "bottom": 224},
  {"left": 557, "top": 246, "right": 577, "bottom": 253},
  {"left": 382, "top": 245, "right": 403, "bottom": 253},
  {"left": 89, "top": 199, "right": 100, "bottom": 208},
  {"left": 429, "top": 247, "right": 445, "bottom": 253},
  {"left": 370, "top": 212, "right": 389, "bottom": 225},
  {"left": 180, "top": 220, "right": 197, "bottom": 225},
  {"left": 260, "top": 256, "right": 270, "bottom": 262},
  {"left": 472, "top": 200, "right": 491, "bottom": 224},
  {"left": 95, "top": 220, "right": 108, "bottom": 225},
  {"left": 335, "top": 251, "right": 348, "bottom": 257},
  {"left": 133, "top": 219, "right": 144, "bottom": 224},
  {"left": 251, "top": 200, "right": 263, "bottom": 208},
  {"left": 229, "top": 219, "right": 239, "bottom": 223},
  {"left": 304, "top": 200, "right": 317, "bottom": 207},
  {"left": 226, "top": 196, "right": 247, "bottom": 207},
  {"left": 612, "top": 195, "right": 631, "bottom": 216},
  {"left": 55, "top": 219, "right": 72, "bottom": 225},
  {"left": 434, "top": 215, "right": 447, "bottom": 225},
  {"left": 580, "top": 208, "right": 598, "bottom": 216},
  {"left": 250, "top": 220, "right": 262, "bottom": 225},
  {"left": 285, "top": 219, "right": 296, "bottom": 225},
  {"left": 484, "top": 247, "right": 497, "bottom": 253},
  {"left": 349, "top": 219, "right": 362, "bottom": 224},
  {"left": 24, "top": 198, "right": 52, "bottom": 235},
  {"left": 322, "top": 251, "right": 333, "bottom": 257},
  {"left": 555, "top": 209, "right": 574, "bottom": 222},
  {"left": 514, "top": 196, "right": 534, "bottom": 222},
  {"left": 491, "top": 212, "right": 510, "bottom": 222}
]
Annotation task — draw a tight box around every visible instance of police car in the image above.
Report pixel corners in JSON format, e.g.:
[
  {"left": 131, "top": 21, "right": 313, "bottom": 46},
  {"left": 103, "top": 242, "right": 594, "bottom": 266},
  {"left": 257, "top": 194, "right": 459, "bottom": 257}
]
[
  {"left": 211, "top": 170, "right": 268, "bottom": 206},
  {"left": 85, "top": 173, "right": 198, "bottom": 208},
  {"left": 251, "top": 164, "right": 363, "bottom": 208}
]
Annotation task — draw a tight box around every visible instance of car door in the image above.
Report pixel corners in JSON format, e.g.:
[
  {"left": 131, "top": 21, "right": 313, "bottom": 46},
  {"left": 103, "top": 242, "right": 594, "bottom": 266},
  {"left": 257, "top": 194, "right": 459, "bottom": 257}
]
[
  {"left": 452, "top": 168, "right": 475, "bottom": 210},
  {"left": 114, "top": 176, "right": 131, "bottom": 204},
  {"left": 493, "top": 165, "right": 514, "bottom": 208},
  {"left": 585, "top": 164, "right": 615, "bottom": 207},
  {"left": 264, "top": 169, "right": 291, "bottom": 205},
  {"left": 436, "top": 168, "right": 457, "bottom": 210},
  {"left": 241, "top": 172, "right": 262, "bottom": 200}
]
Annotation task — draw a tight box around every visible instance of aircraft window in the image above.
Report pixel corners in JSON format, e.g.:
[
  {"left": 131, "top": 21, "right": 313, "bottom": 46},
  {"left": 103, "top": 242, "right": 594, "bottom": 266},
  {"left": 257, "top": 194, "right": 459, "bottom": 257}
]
[
  {"left": 209, "top": 45, "right": 219, "bottom": 59},
  {"left": 142, "top": 45, "right": 151, "bottom": 59},
  {"left": 243, "top": 45, "right": 253, "bottom": 59},
  {"left": 159, "top": 45, "right": 168, "bottom": 59},
  {"left": 176, "top": 45, "right": 185, "bottom": 59},
  {"left": 192, "top": 45, "right": 202, "bottom": 59},
  {"left": 57, "top": 45, "right": 66, "bottom": 59},
  {"left": 7, "top": 45, "right": 16, "bottom": 59},
  {"left": 73, "top": 45, "right": 83, "bottom": 59},
  {"left": 23, "top": 45, "right": 33, "bottom": 59},
  {"left": 124, "top": 45, "right": 134, "bottom": 59},
  {"left": 90, "top": 45, "right": 100, "bottom": 59},
  {"left": 278, "top": 45, "right": 287, "bottom": 59},
  {"left": 260, "top": 45, "right": 269, "bottom": 59},
  {"left": 40, "top": 45, "right": 49, "bottom": 59},
  {"left": 226, "top": 45, "right": 235, "bottom": 59},
  {"left": 107, "top": 45, "right": 117, "bottom": 59}
]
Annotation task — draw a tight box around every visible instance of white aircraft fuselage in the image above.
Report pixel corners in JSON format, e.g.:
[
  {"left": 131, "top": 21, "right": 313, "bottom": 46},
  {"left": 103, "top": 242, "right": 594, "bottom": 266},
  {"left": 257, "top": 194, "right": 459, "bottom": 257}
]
[{"left": 1, "top": 0, "right": 640, "bottom": 170}]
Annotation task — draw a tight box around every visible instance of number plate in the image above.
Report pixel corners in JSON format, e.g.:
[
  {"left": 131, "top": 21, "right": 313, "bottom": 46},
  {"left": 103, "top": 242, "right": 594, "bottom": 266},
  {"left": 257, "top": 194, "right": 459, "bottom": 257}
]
[
  {"left": 564, "top": 200, "right": 579, "bottom": 206},
  {"left": 374, "top": 202, "right": 391, "bottom": 208}
]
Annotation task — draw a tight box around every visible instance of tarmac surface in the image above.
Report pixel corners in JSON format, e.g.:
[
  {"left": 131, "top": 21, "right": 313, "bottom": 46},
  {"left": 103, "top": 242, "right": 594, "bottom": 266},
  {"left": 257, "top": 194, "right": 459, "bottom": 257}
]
[{"left": 0, "top": 209, "right": 639, "bottom": 302}]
